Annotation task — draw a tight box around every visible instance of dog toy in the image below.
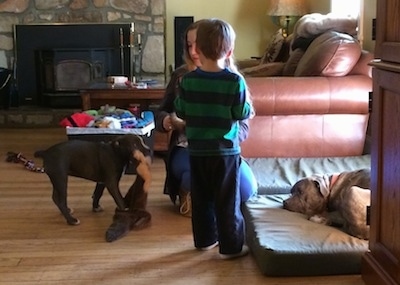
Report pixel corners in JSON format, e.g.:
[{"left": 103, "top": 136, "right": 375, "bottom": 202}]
[
  {"left": 59, "top": 112, "right": 94, "bottom": 128},
  {"left": 105, "top": 145, "right": 152, "bottom": 242},
  {"left": 6, "top": 151, "right": 44, "bottom": 173}
]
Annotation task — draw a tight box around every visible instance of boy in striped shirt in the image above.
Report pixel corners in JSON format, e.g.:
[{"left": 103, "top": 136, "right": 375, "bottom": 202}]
[{"left": 174, "top": 18, "right": 253, "bottom": 259}]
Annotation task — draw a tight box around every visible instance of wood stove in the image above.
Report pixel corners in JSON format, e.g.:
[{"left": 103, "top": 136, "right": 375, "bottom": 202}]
[
  {"left": 35, "top": 49, "right": 111, "bottom": 108},
  {"left": 14, "top": 24, "right": 138, "bottom": 108}
]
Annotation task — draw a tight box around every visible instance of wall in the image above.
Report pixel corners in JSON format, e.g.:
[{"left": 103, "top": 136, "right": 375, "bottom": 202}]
[
  {"left": 165, "top": 0, "right": 376, "bottom": 74},
  {"left": 165, "top": 0, "right": 270, "bottom": 72},
  {"left": 165, "top": 0, "right": 329, "bottom": 73}
]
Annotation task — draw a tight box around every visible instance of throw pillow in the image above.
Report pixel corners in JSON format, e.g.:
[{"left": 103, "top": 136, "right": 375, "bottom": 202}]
[
  {"left": 260, "top": 29, "right": 285, "bottom": 64},
  {"left": 282, "top": 48, "right": 305, "bottom": 76},
  {"left": 294, "top": 31, "right": 361, "bottom": 77}
]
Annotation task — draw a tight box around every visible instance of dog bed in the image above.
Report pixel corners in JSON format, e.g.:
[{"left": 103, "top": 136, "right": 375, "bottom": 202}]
[{"left": 243, "top": 155, "right": 370, "bottom": 276}]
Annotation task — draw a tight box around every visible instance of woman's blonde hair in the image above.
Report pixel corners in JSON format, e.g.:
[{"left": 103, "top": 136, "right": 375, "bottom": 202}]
[{"left": 182, "top": 19, "right": 206, "bottom": 69}]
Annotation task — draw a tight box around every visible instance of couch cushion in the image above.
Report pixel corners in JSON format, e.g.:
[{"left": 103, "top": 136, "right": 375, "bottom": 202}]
[
  {"left": 282, "top": 48, "right": 305, "bottom": 76},
  {"left": 294, "top": 31, "right": 361, "bottom": 77},
  {"left": 243, "top": 194, "right": 368, "bottom": 276},
  {"left": 245, "top": 155, "right": 371, "bottom": 195}
]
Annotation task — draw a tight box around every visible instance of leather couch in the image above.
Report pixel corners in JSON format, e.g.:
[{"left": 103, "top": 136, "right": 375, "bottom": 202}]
[
  {"left": 239, "top": 30, "right": 373, "bottom": 276},
  {"left": 241, "top": 30, "right": 373, "bottom": 158}
]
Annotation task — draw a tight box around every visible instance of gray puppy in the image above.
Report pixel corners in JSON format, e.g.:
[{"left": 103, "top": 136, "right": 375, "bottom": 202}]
[
  {"left": 35, "top": 134, "right": 151, "bottom": 226},
  {"left": 283, "top": 168, "right": 370, "bottom": 239}
]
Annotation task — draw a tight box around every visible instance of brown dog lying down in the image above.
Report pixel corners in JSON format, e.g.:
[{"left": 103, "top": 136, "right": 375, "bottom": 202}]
[
  {"left": 35, "top": 134, "right": 152, "bottom": 229},
  {"left": 283, "top": 168, "right": 370, "bottom": 240}
]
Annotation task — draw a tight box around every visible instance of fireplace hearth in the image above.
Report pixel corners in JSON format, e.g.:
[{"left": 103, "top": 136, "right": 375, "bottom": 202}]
[{"left": 15, "top": 24, "right": 137, "bottom": 108}]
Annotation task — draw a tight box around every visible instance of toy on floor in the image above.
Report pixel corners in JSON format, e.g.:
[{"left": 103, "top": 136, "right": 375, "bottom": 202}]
[{"left": 5, "top": 151, "right": 44, "bottom": 173}]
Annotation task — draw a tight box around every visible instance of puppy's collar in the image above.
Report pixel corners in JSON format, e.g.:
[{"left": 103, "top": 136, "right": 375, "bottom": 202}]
[{"left": 329, "top": 173, "right": 340, "bottom": 189}]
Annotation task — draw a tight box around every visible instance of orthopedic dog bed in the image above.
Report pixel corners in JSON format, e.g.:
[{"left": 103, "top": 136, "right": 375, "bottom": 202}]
[{"left": 243, "top": 155, "right": 370, "bottom": 276}]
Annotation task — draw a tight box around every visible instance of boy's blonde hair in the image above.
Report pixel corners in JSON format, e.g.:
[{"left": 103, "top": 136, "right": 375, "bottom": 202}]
[
  {"left": 182, "top": 19, "right": 237, "bottom": 72},
  {"left": 184, "top": 18, "right": 255, "bottom": 117},
  {"left": 195, "top": 18, "right": 235, "bottom": 61}
]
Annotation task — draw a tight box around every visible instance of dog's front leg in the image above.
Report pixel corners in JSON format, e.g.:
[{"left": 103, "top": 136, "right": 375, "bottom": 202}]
[{"left": 105, "top": 182, "right": 128, "bottom": 211}]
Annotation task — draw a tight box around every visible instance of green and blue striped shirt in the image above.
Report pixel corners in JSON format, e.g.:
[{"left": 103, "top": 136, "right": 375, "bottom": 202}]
[{"left": 174, "top": 68, "right": 251, "bottom": 156}]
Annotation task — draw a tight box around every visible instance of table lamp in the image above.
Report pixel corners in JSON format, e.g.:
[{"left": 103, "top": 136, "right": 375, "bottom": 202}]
[{"left": 267, "top": 0, "right": 308, "bottom": 37}]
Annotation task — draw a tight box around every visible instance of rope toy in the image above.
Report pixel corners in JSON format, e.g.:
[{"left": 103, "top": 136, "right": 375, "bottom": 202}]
[{"left": 5, "top": 151, "right": 44, "bottom": 173}]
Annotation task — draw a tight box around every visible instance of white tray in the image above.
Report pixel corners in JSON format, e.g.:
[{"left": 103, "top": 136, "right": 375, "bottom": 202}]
[{"left": 66, "top": 121, "right": 154, "bottom": 137}]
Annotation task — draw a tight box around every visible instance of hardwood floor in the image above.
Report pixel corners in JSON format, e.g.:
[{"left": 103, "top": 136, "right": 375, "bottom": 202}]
[{"left": 0, "top": 128, "right": 365, "bottom": 285}]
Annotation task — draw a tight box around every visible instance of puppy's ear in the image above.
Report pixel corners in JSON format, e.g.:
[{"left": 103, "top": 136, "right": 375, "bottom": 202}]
[
  {"left": 310, "top": 174, "right": 330, "bottom": 198},
  {"left": 290, "top": 180, "right": 302, "bottom": 194},
  {"left": 130, "top": 135, "right": 151, "bottom": 157}
]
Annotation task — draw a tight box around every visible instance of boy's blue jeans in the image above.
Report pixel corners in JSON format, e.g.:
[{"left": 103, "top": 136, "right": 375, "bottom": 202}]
[
  {"left": 189, "top": 154, "right": 244, "bottom": 254},
  {"left": 170, "top": 147, "right": 257, "bottom": 201}
]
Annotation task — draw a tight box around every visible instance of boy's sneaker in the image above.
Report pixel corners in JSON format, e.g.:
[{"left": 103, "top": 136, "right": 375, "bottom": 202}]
[
  {"left": 220, "top": 245, "right": 249, "bottom": 260},
  {"left": 198, "top": 241, "right": 219, "bottom": 251},
  {"left": 179, "top": 190, "right": 191, "bottom": 218}
]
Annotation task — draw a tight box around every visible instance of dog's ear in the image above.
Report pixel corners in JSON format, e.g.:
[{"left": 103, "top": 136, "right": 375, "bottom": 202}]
[
  {"left": 113, "top": 135, "right": 151, "bottom": 158},
  {"left": 128, "top": 135, "right": 151, "bottom": 157},
  {"left": 311, "top": 174, "right": 330, "bottom": 197}
]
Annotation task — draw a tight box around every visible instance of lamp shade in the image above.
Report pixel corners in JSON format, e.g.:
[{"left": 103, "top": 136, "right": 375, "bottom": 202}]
[{"left": 267, "top": 0, "right": 308, "bottom": 16}]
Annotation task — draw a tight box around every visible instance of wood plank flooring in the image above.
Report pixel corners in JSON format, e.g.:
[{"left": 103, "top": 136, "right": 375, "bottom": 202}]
[{"left": 0, "top": 128, "right": 365, "bottom": 284}]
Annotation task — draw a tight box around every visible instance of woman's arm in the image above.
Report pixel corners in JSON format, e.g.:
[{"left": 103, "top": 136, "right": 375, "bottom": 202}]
[{"left": 155, "top": 66, "right": 188, "bottom": 132}]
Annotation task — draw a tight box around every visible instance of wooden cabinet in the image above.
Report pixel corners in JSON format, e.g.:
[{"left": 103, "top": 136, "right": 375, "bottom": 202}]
[{"left": 361, "top": 1, "right": 400, "bottom": 284}]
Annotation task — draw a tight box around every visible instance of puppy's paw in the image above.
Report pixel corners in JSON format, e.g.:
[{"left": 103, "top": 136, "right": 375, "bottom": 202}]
[
  {"left": 92, "top": 206, "right": 104, "bottom": 212},
  {"left": 67, "top": 217, "right": 80, "bottom": 226},
  {"left": 309, "top": 214, "right": 329, "bottom": 225}
]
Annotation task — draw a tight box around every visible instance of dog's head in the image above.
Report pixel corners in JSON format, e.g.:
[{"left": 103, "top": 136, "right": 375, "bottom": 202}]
[
  {"left": 112, "top": 135, "right": 151, "bottom": 164},
  {"left": 283, "top": 174, "right": 331, "bottom": 217}
]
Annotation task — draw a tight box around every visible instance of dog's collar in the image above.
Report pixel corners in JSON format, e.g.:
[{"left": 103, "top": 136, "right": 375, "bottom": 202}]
[{"left": 329, "top": 173, "right": 340, "bottom": 190}]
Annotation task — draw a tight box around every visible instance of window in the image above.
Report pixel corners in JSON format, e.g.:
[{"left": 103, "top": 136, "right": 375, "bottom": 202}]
[
  {"left": 331, "top": 0, "right": 364, "bottom": 45},
  {"left": 331, "top": 0, "right": 361, "bottom": 18}
]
